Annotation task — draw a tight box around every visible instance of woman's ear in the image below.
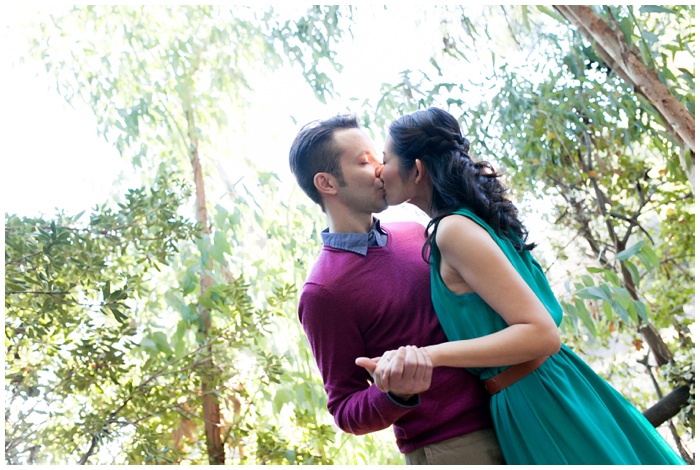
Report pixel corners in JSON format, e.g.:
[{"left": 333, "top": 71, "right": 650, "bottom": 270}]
[
  {"left": 414, "top": 159, "right": 425, "bottom": 184},
  {"left": 313, "top": 172, "right": 338, "bottom": 196}
]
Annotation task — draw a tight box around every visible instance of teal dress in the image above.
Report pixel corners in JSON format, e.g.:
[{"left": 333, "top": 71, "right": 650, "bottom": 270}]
[{"left": 430, "top": 208, "right": 685, "bottom": 465}]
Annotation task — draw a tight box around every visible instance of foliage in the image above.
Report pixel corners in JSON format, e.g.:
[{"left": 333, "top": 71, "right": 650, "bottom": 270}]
[
  {"left": 605, "top": 5, "right": 695, "bottom": 112},
  {"left": 5, "top": 177, "right": 198, "bottom": 464}
]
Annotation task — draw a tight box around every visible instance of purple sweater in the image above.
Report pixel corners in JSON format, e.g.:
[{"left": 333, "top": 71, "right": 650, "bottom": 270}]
[{"left": 298, "top": 221, "right": 492, "bottom": 454}]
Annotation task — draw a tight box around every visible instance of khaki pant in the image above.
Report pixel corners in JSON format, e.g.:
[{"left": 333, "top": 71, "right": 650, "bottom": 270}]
[{"left": 404, "top": 428, "right": 505, "bottom": 465}]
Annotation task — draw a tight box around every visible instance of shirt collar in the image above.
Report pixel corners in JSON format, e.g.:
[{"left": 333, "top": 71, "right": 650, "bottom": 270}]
[{"left": 321, "top": 218, "right": 388, "bottom": 256}]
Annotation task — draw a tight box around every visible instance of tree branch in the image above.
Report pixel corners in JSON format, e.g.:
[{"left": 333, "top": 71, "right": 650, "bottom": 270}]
[
  {"left": 5, "top": 291, "right": 71, "bottom": 295},
  {"left": 643, "top": 386, "right": 691, "bottom": 428},
  {"left": 638, "top": 353, "right": 693, "bottom": 463}
]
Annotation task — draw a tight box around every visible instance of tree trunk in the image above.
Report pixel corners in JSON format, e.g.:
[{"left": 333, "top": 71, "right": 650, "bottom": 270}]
[
  {"left": 554, "top": 5, "right": 695, "bottom": 194},
  {"left": 185, "top": 96, "right": 225, "bottom": 464},
  {"left": 618, "top": 259, "right": 674, "bottom": 367}
]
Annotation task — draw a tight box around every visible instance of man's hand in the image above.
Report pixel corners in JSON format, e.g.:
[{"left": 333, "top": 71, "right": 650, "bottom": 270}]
[{"left": 355, "top": 346, "right": 433, "bottom": 400}]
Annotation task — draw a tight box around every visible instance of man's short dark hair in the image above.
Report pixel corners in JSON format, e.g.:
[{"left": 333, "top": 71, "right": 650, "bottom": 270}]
[{"left": 289, "top": 114, "right": 360, "bottom": 209}]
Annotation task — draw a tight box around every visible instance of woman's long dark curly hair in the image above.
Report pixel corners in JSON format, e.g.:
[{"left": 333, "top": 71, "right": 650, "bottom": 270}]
[{"left": 387, "top": 107, "right": 535, "bottom": 261}]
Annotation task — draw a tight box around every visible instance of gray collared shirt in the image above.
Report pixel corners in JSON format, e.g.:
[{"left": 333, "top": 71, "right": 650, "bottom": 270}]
[{"left": 321, "top": 218, "right": 388, "bottom": 256}]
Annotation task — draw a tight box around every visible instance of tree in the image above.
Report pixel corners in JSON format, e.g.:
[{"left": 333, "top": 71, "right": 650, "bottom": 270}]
[
  {"left": 554, "top": 5, "right": 695, "bottom": 192},
  {"left": 5, "top": 178, "right": 200, "bottom": 463},
  {"left": 7, "top": 5, "right": 403, "bottom": 465},
  {"left": 358, "top": 4, "right": 694, "bottom": 461}
]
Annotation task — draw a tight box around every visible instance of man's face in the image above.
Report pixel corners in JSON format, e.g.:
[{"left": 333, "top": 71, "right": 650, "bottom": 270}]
[{"left": 332, "top": 128, "right": 387, "bottom": 214}]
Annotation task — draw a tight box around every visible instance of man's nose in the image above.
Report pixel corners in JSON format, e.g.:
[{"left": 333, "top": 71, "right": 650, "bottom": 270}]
[{"left": 375, "top": 164, "right": 384, "bottom": 178}]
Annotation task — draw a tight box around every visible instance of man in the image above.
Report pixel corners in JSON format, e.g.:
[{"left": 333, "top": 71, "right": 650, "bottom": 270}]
[{"left": 288, "top": 114, "right": 504, "bottom": 464}]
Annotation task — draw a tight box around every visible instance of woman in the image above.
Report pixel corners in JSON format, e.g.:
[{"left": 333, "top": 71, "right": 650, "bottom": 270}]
[{"left": 362, "top": 107, "right": 685, "bottom": 464}]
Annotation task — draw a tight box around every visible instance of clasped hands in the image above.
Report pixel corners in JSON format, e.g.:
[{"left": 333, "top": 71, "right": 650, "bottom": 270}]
[{"left": 355, "top": 345, "right": 433, "bottom": 400}]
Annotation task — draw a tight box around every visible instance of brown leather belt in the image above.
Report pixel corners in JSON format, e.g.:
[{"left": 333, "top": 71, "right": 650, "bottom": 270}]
[{"left": 483, "top": 356, "right": 549, "bottom": 395}]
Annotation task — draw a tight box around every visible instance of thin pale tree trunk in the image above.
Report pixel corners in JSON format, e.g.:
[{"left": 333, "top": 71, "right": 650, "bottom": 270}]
[{"left": 184, "top": 96, "right": 225, "bottom": 464}]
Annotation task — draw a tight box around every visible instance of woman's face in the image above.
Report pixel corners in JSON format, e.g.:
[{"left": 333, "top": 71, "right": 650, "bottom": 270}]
[{"left": 380, "top": 135, "right": 412, "bottom": 206}]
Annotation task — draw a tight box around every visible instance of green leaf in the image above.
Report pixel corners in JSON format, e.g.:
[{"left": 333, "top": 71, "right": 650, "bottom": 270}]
[
  {"left": 140, "top": 337, "right": 157, "bottom": 351},
  {"left": 179, "top": 303, "right": 198, "bottom": 322},
  {"left": 602, "top": 301, "right": 613, "bottom": 322},
  {"left": 610, "top": 297, "right": 631, "bottom": 325},
  {"left": 602, "top": 270, "right": 621, "bottom": 287},
  {"left": 633, "top": 300, "right": 649, "bottom": 324},
  {"left": 198, "top": 234, "right": 211, "bottom": 267},
  {"left": 635, "top": 248, "right": 656, "bottom": 271},
  {"left": 173, "top": 336, "right": 186, "bottom": 360},
  {"left": 562, "top": 301, "right": 577, "bottom": 320},
  {"left": 151, "top": 331, "right": 172, "bottom": 355},
  {"left": 536, "top": 5, "right": 565, "bottom": 23},
  {"left": 575, "top": 299, "right": 597, "bottom": 338},
  {"left": 560, "top": 311, "right": 577, "bottom": 335},
  {"left": 272, "top": 388, "right": 294, "bottom": 414},
  {"left": 102, "top": 280, "right": 111, "bottom": 299},
  {"left": 577, "top": 286, "right": 609, "bottom": 301},
  {"left": 618, "top": 16, "right": 634, "bottom": 44},
  {"left": 586, "top": 267, "right": 606, "bottom": 274},
  {"left": 182, "top": 264, "right": 198, "bottom": 296},
  {"left": 214, "top": 204, "right": 229, "bottom": 228},
  {"left": 639, "top": 244, "right": 659, "bottom": 268},
  {"left": 615, "top": 240, "right": 645, "bottom": 261},
  {"left": 110, "top": 306, "right": 128, "bottom": 324},
  {"left": 625, "top": 301, "right": 638, "bottom": 324},
  {"left": 611, "top": 287, "right": 631, "bottom": 310},
  {"left": 211, "top": 230, "right": 231, "bottom": 265},
  {"left": 623, "top": 260, "right": 640, "bottom": 286},
  {"left": 639, "top": 5, "right": 675, "bottom": 14}
]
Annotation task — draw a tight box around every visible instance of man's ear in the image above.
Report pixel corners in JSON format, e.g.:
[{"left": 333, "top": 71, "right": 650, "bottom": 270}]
[{"left": 314, "top": 172, "right": 339, "bottom": 196}]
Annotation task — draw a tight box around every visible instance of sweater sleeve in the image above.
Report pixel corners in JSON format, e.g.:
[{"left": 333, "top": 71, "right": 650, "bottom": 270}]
[{"left": 298, "top": 282, "right": 415, "bottom": 434}]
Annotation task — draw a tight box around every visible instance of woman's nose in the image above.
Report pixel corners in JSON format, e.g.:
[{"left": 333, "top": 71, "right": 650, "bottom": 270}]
[{"left": 375, "top": 164, "right": 384, "bottom": 178}]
